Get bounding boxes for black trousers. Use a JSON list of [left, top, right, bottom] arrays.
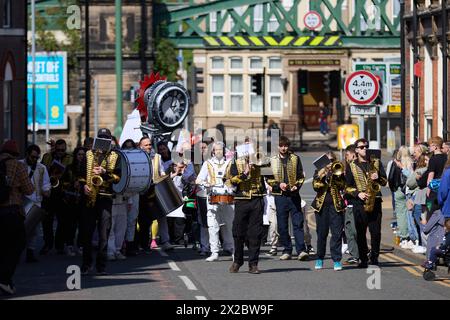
[[80, 196, 112, 271], [315, 204, 344, 261], [233, 197, 264, 267], [0, 206, 26, 285], [42, 195, 70, 251], [353, 198, 382, 263]]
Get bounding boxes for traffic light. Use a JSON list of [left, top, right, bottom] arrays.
[[195, 67, 204, 93], [298, 70, 308, 94], [323, 72, 330, 92], [251, 74, 263, 95], [374, 79, 383, 105]]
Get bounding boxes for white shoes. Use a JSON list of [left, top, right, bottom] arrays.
[[405, 240, 415, 249], [206, 253, 219, 262]]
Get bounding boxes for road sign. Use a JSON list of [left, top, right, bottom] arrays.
[[350, 105, 377, 116], [345, 70, 379, 105], [388, 104, 401, 113], [303, 11, 322, 30]]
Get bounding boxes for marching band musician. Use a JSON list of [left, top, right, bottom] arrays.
[[196, 142, 235, 262], [20, 144, 51, 263], [311, 151, 346, 271], [227, 141, 267, 274], [345, 138, 387, 268], [266, 136, 309, 261], [138, 136, 173, 252], [40, 139, 73, 255], [81, 128, 120, 275]]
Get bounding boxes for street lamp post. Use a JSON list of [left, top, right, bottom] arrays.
[[442, 0, 448, 141], [400, 0, 406, 145], [31, 0, 36, 144]]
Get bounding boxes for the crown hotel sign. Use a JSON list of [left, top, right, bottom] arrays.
[[288, 59, 340, 66]]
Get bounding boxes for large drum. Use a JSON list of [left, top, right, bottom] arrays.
[[154, 175, 183, 216], [113, 149, 153, 194]]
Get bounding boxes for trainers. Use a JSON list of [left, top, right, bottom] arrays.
[[0, 282, 15, 295], [161, 242, 174, 251], [206, 253, 219, 262], [333, 261, 343, 271], [306, 245, 315, 254], [115, 252, 127, 260], [399, 240, 408, 248], [343, 257, 359, 265], [390, 221, 398, 230], [298, 251, 309, 261], [405, 240, 415, 250], [315, 259, 323, 270], [279, 253, 291, 260], [266, 248, 278, 256], [150, 239, 158, 249]]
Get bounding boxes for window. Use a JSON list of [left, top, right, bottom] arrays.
[[211, 75, 224, 112], [269, 57, 282, 69], [393, 0, 400, 19], [230, 75, 243, 112], [3, 61, 13, 139], [269, 75, 282, 112], [253, 4, 263, 32], [3, 0, 11, 28], [209, 11, 217, 33], [250, 57, 263, 70], [230, 57, 243, 69], [211, 57, 224, 70]]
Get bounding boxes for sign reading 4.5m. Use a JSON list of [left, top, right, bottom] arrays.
[[345, 71, 379, 105]]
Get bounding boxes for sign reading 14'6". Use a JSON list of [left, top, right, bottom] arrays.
[[345, 71, 379, 105]]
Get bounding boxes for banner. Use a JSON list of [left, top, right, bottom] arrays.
[[27, 52, 68, 130]]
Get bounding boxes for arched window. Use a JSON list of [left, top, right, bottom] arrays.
[[3, 61, 13, 139]]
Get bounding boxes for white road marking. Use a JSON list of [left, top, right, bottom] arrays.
[[304, 177, 313, 184], [196, 296, 207, 300], [179, 275, 198, 291], [168, 260, 181, 271]]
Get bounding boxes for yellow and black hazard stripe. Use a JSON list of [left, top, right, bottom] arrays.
[[203, 35, 342, 47]]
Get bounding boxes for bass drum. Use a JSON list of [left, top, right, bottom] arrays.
[[113, 149, 153, 194], [153, 175, 183, 216]]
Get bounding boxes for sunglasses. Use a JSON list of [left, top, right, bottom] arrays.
[[357, 145, 368, 150]]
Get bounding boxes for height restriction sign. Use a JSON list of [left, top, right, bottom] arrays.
[[345, 71, 379, 105]]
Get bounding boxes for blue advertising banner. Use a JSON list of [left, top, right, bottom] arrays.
[[27, 52, 67, 130]]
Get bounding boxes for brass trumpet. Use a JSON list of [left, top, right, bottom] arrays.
[[331, 161, 344, 176]]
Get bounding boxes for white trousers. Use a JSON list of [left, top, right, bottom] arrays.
[[265, 195, 279, 248], [126, 194, 139, 242], [107, 202, 128, 256], [206, 202, 234, 254]]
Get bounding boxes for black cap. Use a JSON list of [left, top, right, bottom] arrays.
[[97, 128, 112, 139]]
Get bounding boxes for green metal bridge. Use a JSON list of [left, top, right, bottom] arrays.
[[154, 0, 401, 49]]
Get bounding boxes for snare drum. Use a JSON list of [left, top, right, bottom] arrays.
[[208, 194, 235, 205], [113, 149, 153, 194]]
